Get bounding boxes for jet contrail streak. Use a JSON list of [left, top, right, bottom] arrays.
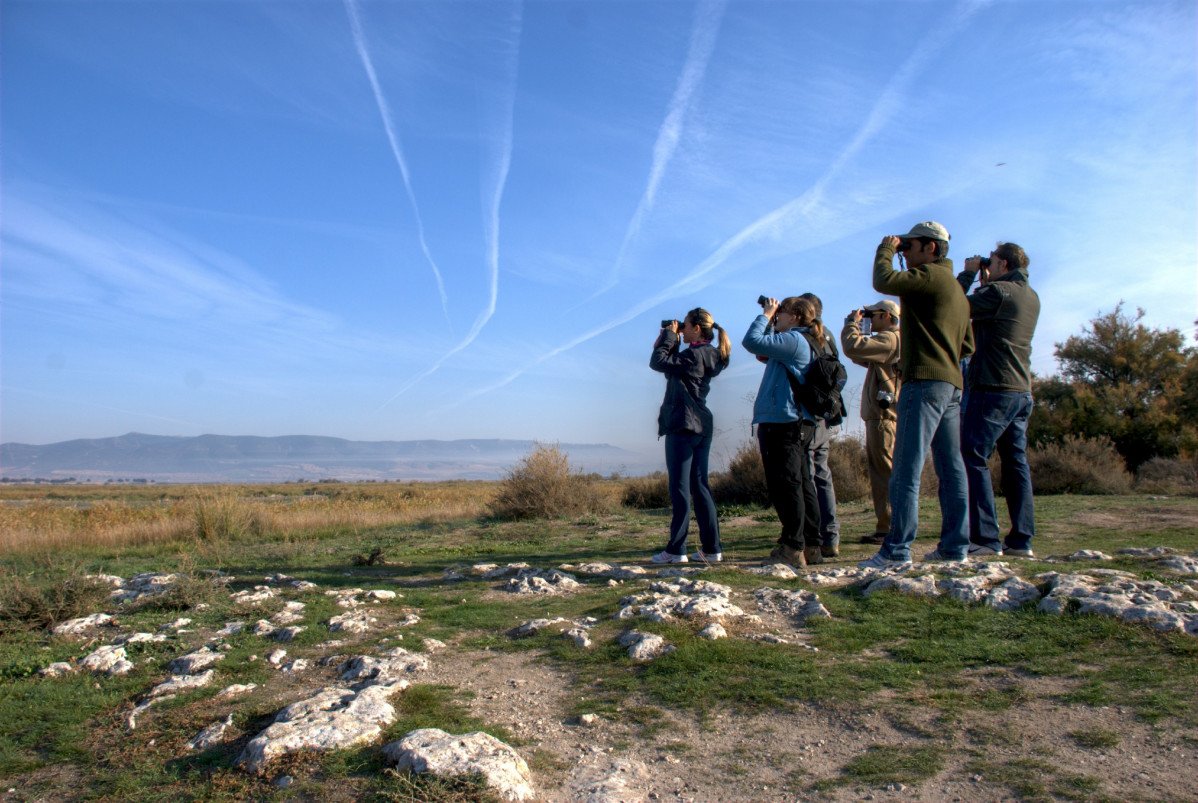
[[462, 1, 986, 401], [590, 0, 726, 300], [343, 0, 450, 320], [376, 1, 523, 411]]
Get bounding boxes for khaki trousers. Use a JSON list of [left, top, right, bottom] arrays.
[[865, 418, 896, 536]]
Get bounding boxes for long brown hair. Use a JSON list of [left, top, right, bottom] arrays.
[[780, 297, 824, 344], [685, 307, 731, 365]]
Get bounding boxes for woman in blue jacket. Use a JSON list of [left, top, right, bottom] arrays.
[[742, 296, 821, 571], [649, 307, 731, 564]]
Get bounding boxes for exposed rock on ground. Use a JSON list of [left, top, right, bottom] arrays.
[[383, 728, 535, 802]]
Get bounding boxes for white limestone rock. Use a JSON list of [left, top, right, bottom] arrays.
[[365, 590, 397, 601], [339, 649, 428, 683], [231, 586, 279, 605], [78, 644, 128, 674], [327, 610, 376, 634], [383, 728, 534, 802], [159, 617, 192, 630], [510, 618, 570, 638], [746, 564, 802, 579], [292, 580, 319, 592], [421, 638, 446, 652], [216, 683, 258, 698], [1162, 556, 1198, 574], [238, 681, 404, 773], [863, 574, 940, 598], [503, 568, 581, 595], [251, 620, 277, 637], [166, 646, 224, 675], [282, 659, 310, 673], [698, 623, 727, 640], [937, 576, 995, 604], [565, 628, 593, 648], [753, 588, 831, 624], [569, 562, 650, 581], [39, 661, 76, 678], [147, 668, 216, 699], [397, 613, 421, 627], [618, 630, 674, 662], [187, 714, 235, 751], [111, 573, 177, 603], [216, 621, 247, 636], [1063, 550, 1114, 562], [984, 577, 1041, 611], [1117, 547, 1177, 558], [616, 578, 745, 622], [52, 613, 114, 635]]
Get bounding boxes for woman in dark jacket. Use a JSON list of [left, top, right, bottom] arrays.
[[649, 307, 731, 563]]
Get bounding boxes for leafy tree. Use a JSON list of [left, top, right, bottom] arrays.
[[1029, 304, 1198, 473]]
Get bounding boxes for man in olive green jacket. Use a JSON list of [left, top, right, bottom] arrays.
[[957, 243, 1041, 558], [859, 221, 975, 568], [841, 300, 901, 544]]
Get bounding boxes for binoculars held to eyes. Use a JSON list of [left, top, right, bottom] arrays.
[[757, 295, 769, 307], [661, 320, 679, 329]]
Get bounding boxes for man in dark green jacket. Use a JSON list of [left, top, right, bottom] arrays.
[[859, 221, 974, 568], [957, 243, 1041, 558]]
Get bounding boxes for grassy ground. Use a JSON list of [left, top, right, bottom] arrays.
[[1, 486, 1196, 801]]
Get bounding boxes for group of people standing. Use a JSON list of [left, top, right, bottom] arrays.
[[648, 220, 1041, 571]]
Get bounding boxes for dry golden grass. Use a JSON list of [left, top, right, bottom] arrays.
[[0, 481, 499, 554]]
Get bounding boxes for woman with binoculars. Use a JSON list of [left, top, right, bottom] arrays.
[[649, 308, 731, 564]]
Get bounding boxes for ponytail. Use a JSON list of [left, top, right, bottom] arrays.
[[712, 323, 732, 365]]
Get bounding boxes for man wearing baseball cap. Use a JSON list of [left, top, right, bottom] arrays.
[[841, 299, 901, 544], [859, 221, 974, 568]]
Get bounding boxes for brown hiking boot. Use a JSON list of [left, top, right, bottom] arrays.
[[804, 546, 824, 565], [821, 545, 840, 559], [765, 544, 807, 572]]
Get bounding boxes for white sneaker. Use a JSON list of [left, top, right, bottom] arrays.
[[923, 549, 968, 563], [690, 550, 722, 563], [967, 545, 1002, 557], [651, 551, 688, 564], [857, 551, 910, 570]]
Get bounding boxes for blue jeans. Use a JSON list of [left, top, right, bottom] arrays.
[[664, 431, 720, 556], [961, 390, 1035, 552], [881, 380, 969, 561], [807, 420, 839, 547]]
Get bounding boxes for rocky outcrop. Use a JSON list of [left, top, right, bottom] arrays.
[[383, 728, 534, 802]]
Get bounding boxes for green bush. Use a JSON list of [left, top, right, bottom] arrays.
[[828, 434, 870, 502], [1134, 456, 1198, 495], [488, 443, 606, 520], [1028, 436, 1131, 495], [621, 472, 670, 509], [0, 569, 111, 635], [711, 441, 770, 506]]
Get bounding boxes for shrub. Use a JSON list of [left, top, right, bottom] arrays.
[[190, 488, 264, 541], [1028, 436, 1131, 495], [828, 434, 870, 502], [622, 472, 670, 509], [488, 443, 606, 520], [1134, 456, 1198, 495], [0, 568, 111, 635], [711, 441, 769, 506]]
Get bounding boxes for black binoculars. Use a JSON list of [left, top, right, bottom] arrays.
[[661, 319, 679, 329]]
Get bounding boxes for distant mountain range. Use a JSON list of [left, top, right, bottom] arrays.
[[0, 433, 658, 483]]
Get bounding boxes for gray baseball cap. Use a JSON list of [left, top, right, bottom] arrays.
[[901, 221, 950, 255], [864, 300, 901, 318]]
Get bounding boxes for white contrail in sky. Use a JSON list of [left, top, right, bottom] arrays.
[[376, 1, 523, 411], [343, 0, 449, 320], [463, 0, 986, 400], [589, 0, 726, 299]]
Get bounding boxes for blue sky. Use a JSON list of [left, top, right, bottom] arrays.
[[2, 0, 1195, 470]]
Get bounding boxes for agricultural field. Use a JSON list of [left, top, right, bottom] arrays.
[[1, 482, 1196, 802]]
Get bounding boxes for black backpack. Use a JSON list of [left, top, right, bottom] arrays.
[[785, 331, 847, 426]]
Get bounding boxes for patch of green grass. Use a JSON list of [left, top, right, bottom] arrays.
[[967, 757, 1105, 803], [834, 744, 944, 787], [1069, 727, 1119, 749], [384, 684, 510, 744], [375, 768, 505, 803]]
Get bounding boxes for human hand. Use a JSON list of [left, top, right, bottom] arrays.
[[964, 256, 982, 273], [882, 235, 901, 249], [761, 298, 780, 318], [848, 308, 864, 323]]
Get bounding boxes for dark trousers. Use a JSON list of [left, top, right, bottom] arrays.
[[757, 420, 819, 550], [664, 431, 721, 556]]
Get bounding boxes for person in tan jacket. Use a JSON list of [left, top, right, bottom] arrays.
[[840, 300, 901, 544]]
